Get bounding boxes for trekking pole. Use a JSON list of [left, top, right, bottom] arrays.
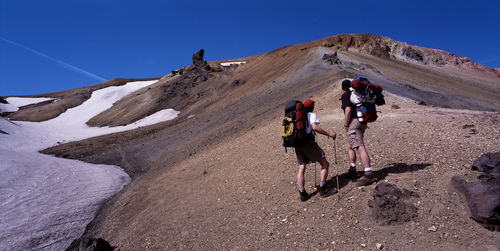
[[334, 138, 340, 200], [314, 162, 317, 188]]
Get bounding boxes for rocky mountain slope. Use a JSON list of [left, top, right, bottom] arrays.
[[79, 91, 499, 250], [3, 33, 500, 250]]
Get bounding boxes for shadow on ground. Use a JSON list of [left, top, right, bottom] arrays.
[[311, 162, 432, 198]]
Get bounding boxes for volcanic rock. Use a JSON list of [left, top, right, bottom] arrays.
[[322, 52, 342, 65], [161, 50, 217, 101], [368, 182, 419, 225], [452, 152, 500, 231], [231, 79, 246, 88], [0, 97, 7, 104], [430, 55, 446, 65], [65, 237, 114, 251], [192, 49, 208, 68], [472, 152, 500, 174], [402, 46, 424, 62]]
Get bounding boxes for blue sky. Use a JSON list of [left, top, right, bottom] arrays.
[[1, 0, 499, 96]]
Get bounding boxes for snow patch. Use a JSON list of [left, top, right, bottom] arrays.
[[220, 61, 246, 66], [6, 97, 55, 107], [132, 109, 180, 126], [0, 102, 19, 113], [0, 97, 55, 113], [0, 80, 180, 250]]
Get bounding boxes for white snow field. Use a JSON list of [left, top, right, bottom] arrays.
[[0, 97, 55, 113], [0, 80, 180, 250]]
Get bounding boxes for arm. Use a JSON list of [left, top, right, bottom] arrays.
[[344, 106, 352, 128], [311, 122, 336, 139]]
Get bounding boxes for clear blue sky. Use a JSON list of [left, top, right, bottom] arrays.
[[1, 0, 499, 96]]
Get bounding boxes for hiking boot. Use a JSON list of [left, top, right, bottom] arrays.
[[299, 190, 310, 202], [319, 185, 338, 198], [319, 185, 329, 197], [346, 168, 358, 179], [357, 172, 376, 186]]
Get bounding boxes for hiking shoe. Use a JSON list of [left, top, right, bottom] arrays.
[[346, 168, 358, 179], [319, 185, 329, 197], [357, 172, 376, 186], [319, 185, 338, 198], [299, 190, 310, 202]]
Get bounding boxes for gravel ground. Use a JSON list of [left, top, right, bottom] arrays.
[[90, 89, 500, 250], [23, 34, 499, 250]]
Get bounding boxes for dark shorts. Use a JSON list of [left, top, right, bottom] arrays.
[[345, 118, 367, 149], [295, 142, 325, 165]]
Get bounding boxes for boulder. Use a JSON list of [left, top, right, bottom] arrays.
[[65, 237, 114, 251], [231, 79, 246, 88], [430, 55, 446, 65], [368, 182, 419, 225], [402, 46, 424, 62], [472, 152, 500, 174], [452, 152, 500, 231], [322, 52, 342, 65], [192, 49, 207, 68]]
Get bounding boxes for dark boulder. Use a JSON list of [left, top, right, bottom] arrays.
[[472, 152, 500, 174], [161, 50, 219, 101], [452, 152, 500, 231], [231, 79, 246, 88], [192, 49, 207, 68], [322, 52, 342, 65], [368, 182, 419, 225], [402, 46, 424, 62], [0, 97, 7, 104], [65, 237, 114, 251], [430, 55, 446, 65]]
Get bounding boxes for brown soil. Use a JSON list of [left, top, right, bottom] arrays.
[[81, 87, 500, 250], [22, 33, 500, 250]]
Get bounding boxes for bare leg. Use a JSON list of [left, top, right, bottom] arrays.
[[347, 143, 356, 164], [357, 145, 371, 170], [318, 158, 329, 183], [356, 145, 376, 186], [297, 164, 306, 189]]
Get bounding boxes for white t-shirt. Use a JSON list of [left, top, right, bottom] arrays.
[[306, 112, 319, 134]]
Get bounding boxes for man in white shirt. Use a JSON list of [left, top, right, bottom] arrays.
[[295, 99, 337, 201]]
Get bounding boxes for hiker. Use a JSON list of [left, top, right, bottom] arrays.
[[341, 79, 376, 186], [295, 99, 336, 201]]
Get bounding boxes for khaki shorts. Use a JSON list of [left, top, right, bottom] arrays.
[[345, 118, 367, 149], [295, 142, 325, 165]]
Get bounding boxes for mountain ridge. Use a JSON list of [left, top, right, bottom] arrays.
[[2, 33, 500, 250], [3, 33, 499, 124]]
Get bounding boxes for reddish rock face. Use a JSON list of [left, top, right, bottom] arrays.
[[319, 33, 500, 78]]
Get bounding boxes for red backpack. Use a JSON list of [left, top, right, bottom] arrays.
[[281, 100, 315, 151], [350, 77, 385, 123]]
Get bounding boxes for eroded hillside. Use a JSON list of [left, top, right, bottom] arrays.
[[3, 33, 500, 250]]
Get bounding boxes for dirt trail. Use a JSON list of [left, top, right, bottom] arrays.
[[85, 85, 500, 250]]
